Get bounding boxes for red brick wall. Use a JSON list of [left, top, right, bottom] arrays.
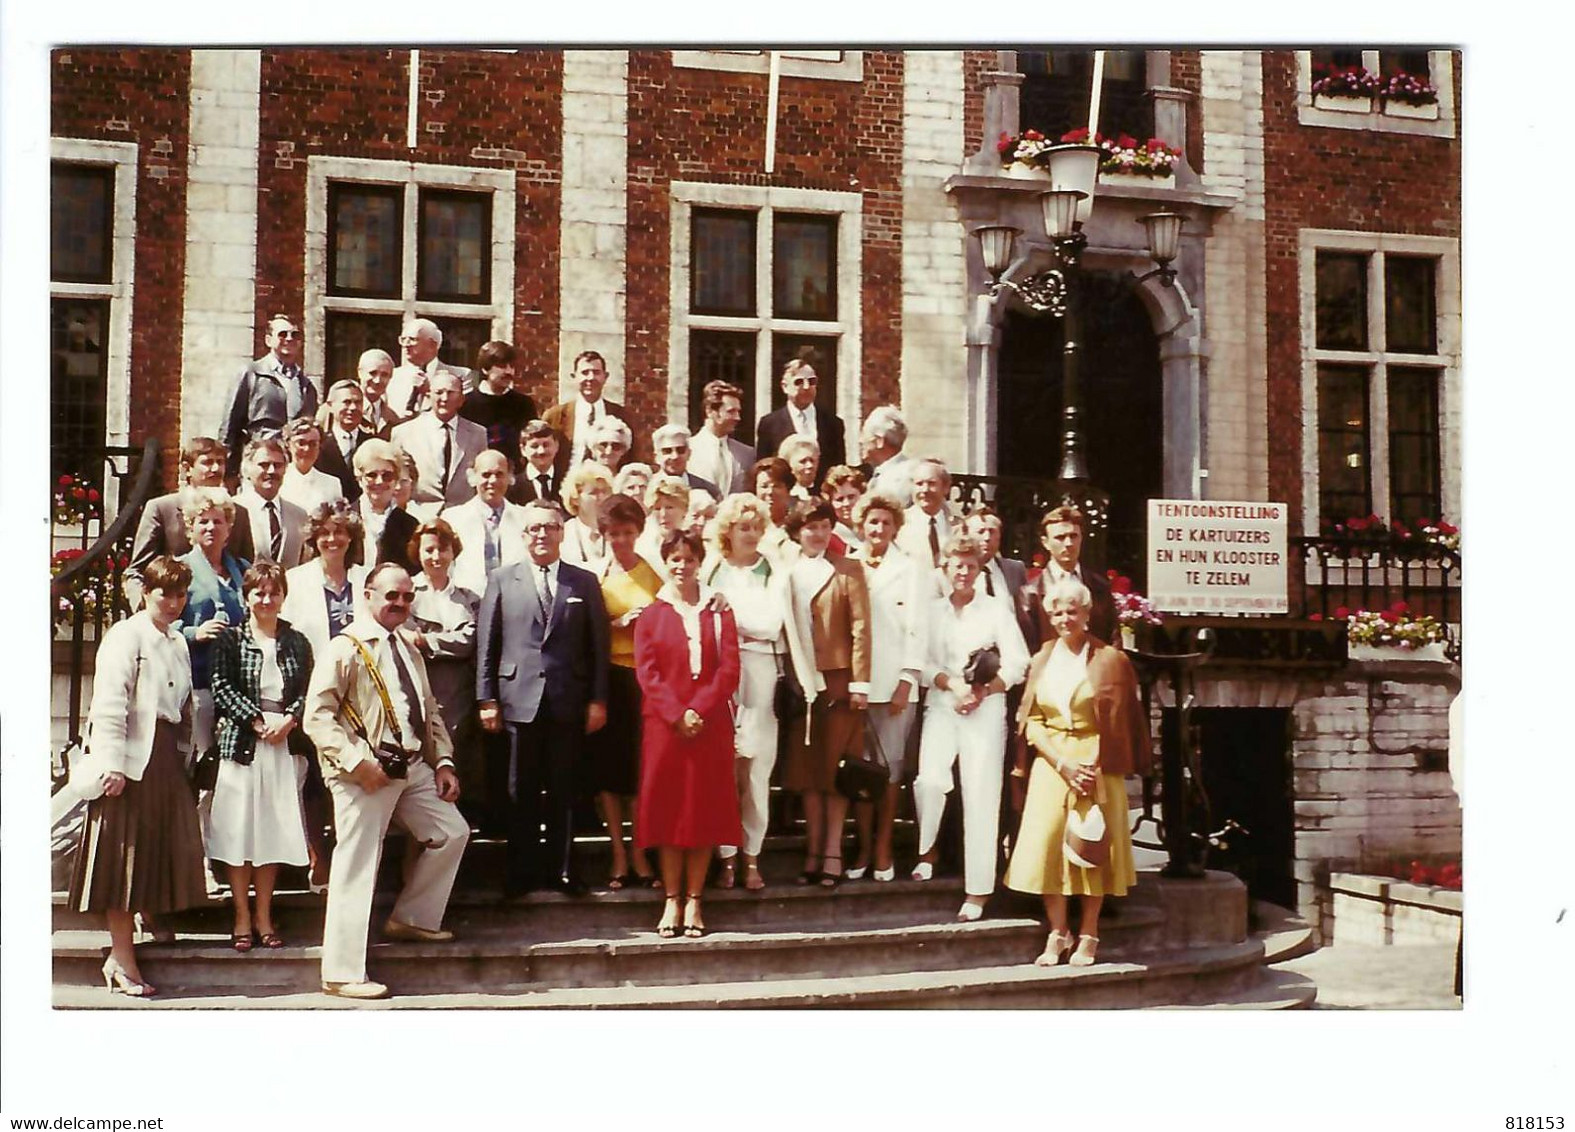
[[52, 48, 191, 491], [625, 51, 906, 443], [1260, 49, 1461, 531], [254, 49, 563, 404], [1170, 51, 1204, 174], [962, 50, 996, 159]]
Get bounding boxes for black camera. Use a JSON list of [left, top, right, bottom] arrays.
[[374, 744, 410, 779]]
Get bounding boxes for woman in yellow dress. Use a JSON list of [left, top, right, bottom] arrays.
[[1004, 575, 1152, 968]]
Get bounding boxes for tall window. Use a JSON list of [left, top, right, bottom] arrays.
[[1312, 245, 1450, 528], [50, 161, 117, 486], [306, 157, 515, 388], [675, 186, 858, 448], [1017, 50, 1150, 143]]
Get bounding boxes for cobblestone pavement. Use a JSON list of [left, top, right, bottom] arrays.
[[1275, 942, 1461, 1009]]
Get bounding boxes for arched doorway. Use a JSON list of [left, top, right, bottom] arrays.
[[996, 271, 1163, 581]]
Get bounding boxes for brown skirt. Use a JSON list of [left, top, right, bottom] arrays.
[[779, 669, 864, 794], [68, 720, 208, 915]]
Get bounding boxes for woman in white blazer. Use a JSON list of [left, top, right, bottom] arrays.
[[280, 500, 369, 889], [68, 556, 208, 996], [912, 533, 1030, 922], [845, 494, 925, 882]]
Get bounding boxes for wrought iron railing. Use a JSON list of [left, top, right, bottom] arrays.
[[51, 439, 161, 743], [1293, 534, 1461, 661]]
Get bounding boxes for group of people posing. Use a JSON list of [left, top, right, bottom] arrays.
[[67, 313, 1152, 1001]]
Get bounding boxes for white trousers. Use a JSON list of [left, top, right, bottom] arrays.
[[320, 759, 470, 984], [914, 692, 1006, 898], [721, 651, 779, 860]]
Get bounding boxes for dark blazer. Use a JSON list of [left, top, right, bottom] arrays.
[[220, 356, 320, 478], [129, 491, 255, 574], [507, 466, 563, 508], [314, 428, 376, 502], [210, 619, 314, 765], [754, 404, 847, 479], [373, 506, 421, 575], [1019, 565, 1120, 653], [542, 397, 628, 477], [476, 559, 610, 725], [683, 470, 720, 499]]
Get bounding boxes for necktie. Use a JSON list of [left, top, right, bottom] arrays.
[[386, 635, 425, 744], [538, 473, 552, 500], [581, 402, 597, 464], [267, 501, 282, 560], [537, 565, 553, 625], [441, 423, 453, 490], [484, 508, 501, 575], [984, 567, 996, 596], [928, 515, 940, 565], [405, 367, 428, 414]]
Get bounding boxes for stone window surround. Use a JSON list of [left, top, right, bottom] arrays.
[[51, 138, 137, 468], [667, 180, 863, 432], [670, 50, 863, 83], [1295, 50, 1456, 139], [1298, 229, 1461, 536], [303, 155, 516, 379]]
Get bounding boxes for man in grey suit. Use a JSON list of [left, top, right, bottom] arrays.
[[388, 371, 488, 521], [965, 508, 1028, 610], [651, 423, 720, 502], [219, 313, 320, 480], [125, 437, 253, 608], [476, 500, 610, 898], [233, 437, 308, 567]]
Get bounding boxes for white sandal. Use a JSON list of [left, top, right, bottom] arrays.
[[910, 862, 934, 882]]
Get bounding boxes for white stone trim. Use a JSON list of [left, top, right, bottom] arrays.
[[51, 137, 137, 466], [667, 181, 862, 432], [1298, 229, 1462, 532], [558, 50, 629, 400], [303, 154, 516, 378], [180, 48, 262, 446], [1295, 50, 1456, 139], [900, 50, 970, 473], [671, 50, 863, 83]]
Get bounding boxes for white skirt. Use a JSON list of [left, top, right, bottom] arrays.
[[733, 649, 780, 760], [201, 728, 310, 867]]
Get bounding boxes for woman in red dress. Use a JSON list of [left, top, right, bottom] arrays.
[[634, 530, 743, 938]]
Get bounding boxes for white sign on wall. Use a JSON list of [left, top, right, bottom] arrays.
[[1147, 500, 1289, 614]]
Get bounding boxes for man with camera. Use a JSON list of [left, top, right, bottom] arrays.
[[304, 562, 470, 1000]]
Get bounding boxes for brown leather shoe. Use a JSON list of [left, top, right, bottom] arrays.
[[322, 980, 390, 1000], [383, 919, 455, 943]]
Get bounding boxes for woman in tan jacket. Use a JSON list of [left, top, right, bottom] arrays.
[[780, 498, 871, 887], [1004, 575, 1152, 967]]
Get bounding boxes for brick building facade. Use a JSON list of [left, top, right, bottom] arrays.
[[49, 47, 1462, 927]]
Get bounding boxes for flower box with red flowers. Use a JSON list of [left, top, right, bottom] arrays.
[[1311, 63, 1381, 112], [1379, 70, 1440, 118], [1106, 569, 1162, 650], [53, 472, 103, 526], [1341, 601, 1449, 662]]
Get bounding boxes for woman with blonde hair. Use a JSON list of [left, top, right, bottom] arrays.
[[176, 486, 251, 753], [69, 556, 208, 995], [703, 492, 814, 890], [636, 474, 691, 575], [1004, 575, 1149, 967], [912, 534, 1029, 922], [560, 460, 614, 567]]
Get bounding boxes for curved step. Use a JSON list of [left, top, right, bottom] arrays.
[[53, 938, 1271, 1010]]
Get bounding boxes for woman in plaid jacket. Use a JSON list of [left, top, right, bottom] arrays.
[[206, 561, 315, 950]]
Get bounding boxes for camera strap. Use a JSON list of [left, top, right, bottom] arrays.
[[340, 633, 405, 750]]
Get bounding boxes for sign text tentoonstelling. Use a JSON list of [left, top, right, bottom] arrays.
[[1147, 500, 1289, 614]]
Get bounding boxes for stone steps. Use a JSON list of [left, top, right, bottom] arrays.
[[53, 938, 1273, 1010]]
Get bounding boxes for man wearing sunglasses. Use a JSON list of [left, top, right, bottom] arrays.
[[219, 313, 321, 480], [754, 351, 846, 488]]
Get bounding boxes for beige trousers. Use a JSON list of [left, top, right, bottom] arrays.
[[320, 759, 470, 985]]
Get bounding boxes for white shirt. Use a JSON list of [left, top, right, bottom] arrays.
[[922, 589, 1030, 703], [281, 466, 342, 514], [791, 403, 818, 441], [138, 613, 194, 722], [692, 428, 737, 493], [866, 450, 914, 507], [235, 486, 289, 559], [341, 618, 448, 764], [332, 428, 359, 462], [1043, 638, 1092, 720], [532, 558, 562, 605], [571, 396, 606, 468], [658, 582, 717, 677], [359, 497, 394, 563]]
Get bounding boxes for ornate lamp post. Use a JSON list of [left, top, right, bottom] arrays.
[[971, 146, 1187, 495]]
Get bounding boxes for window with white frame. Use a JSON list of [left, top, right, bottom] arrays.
[[304, 157, 514, 385], [1297, 48, 1456, 138], [50, 139, 137, 500], [1302, 232, 1460, 534], [670, 183, 861, 448]]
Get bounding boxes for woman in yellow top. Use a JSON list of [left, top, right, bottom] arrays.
[[590, 493, 665, 889], [1004, 575, 1151, 968]]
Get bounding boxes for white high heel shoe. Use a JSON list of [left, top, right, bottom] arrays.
[[102, 956, 155, 997], [872, 866, 895, 883], [955, 900, 985, 923], [910, 862, 934, 882], [1034, 930, 1075, 967], [1068, 934, 1100, 967]]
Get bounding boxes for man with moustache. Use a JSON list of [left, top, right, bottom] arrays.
[[219, 313, 320, 480]]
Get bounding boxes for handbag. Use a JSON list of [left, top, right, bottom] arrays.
[[1064, 772, 1110, 869], [835, 715, 891, 803], [960, 644, 1001, 688], [771, 638, 807, 725], [64, 735, 111, 802], [191, 746, 220, 792]]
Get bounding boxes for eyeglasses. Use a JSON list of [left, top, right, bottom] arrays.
[[397, 335, 422, 346], [524, 523, 563, 535], [360, 469, 397, 482], [379, 591, 416, 604], [271, 329, 303, 340], [788, 378, 817, 388]]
